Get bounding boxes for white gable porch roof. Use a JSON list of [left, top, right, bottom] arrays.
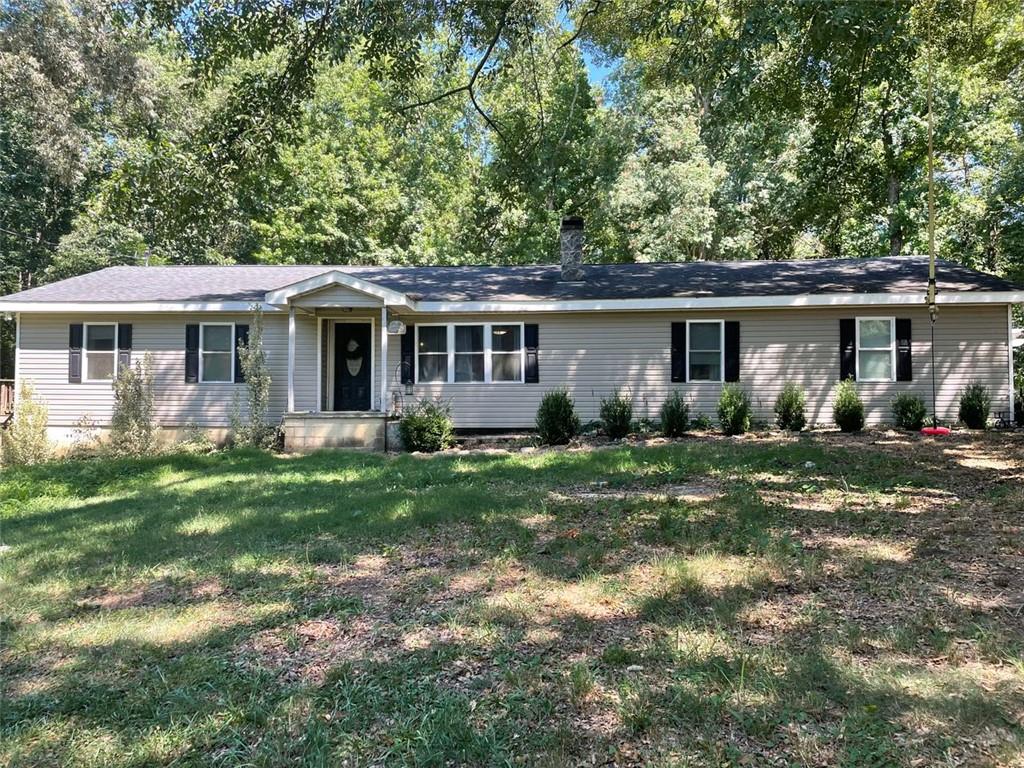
[[265, 270, 411, 308]]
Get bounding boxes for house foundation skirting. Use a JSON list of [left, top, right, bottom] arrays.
[[282, 412, 388, 452]]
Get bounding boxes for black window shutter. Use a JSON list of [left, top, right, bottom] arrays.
[[400, 324, 415, 384], [724, 321, 740, 382], [185, 324, 200, 383], [234, 324, 249, 383], [524, 324, 539, 383], [840, 318, 856, 381], [670, 322, 686, 382], [69, 323, 83, 384], [117, 324, 132, 374], [895, 318, 912, 382]]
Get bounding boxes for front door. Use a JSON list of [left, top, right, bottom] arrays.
[[334, 323, 372, 411]]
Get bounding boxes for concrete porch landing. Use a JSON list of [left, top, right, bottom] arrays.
[[282, 412, 388, 452]]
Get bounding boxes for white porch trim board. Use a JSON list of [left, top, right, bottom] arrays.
[[1010, 305, 1016, 424], [287, 305, 296, 413], [380, 306, 388, 414]]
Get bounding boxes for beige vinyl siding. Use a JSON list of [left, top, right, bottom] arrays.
[[292, 285, 383, 309], [387, 305, 1011, 428], [19, 313, 289, 426], [16, 304, 1010, 431]]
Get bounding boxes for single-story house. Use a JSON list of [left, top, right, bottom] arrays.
[[1, 219, 1020, 450]]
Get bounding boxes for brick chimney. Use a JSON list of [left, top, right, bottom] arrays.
[[559, 216, 584, 281]]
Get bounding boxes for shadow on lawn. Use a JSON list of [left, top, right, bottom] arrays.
[[4, 435, 1023, 764]]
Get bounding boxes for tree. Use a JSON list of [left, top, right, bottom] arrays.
[[610, 89, 723, 261]]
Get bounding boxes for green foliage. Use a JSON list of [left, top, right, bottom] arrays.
[[46, 217, 154, 281], [891, 393, 928, 431], [774, 382, 807, 432], [717, 385, 752, 436], [833, 379, 865, 433], [110, 354, 156, 457], [1, 380, 50, 466], [599, 391, 633, 440], [610, 88, 723, 261], [1016, 394, 1023, 428], [178, 422, 217, 454], [535, 389, 581, 446], [399, 399, 455, 452], [958, 383, 990, 429], [231, 307, 276, 449], [691, 413, 713, 430], [659, 391, 690, 437]]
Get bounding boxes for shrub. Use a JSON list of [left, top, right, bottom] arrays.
[[774, 382, 807, 431], [717, 384, 751, 436], [659, 391, 690, 437], [599, 391, 633, 440], [399, 399, 455, 452], [179, 421, 217, 454], [891, 393, 928, 431], [833, 378, 865, 433], [958, 383, 990, 429], [535, 389, 581, 445], [1016, 394, 1023, 427], [691, 413, 712, 430], [69, 414, 101, 456], [110, 354, 156, 456], [1, 381, 51, 466], [231, 307, 276, 449]]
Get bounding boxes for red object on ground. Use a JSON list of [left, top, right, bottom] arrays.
[[921, 426, 951, 436]]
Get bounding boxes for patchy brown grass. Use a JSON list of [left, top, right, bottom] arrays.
[[2, 432, 1022, 766]]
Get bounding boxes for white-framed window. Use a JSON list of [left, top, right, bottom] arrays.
[[84, 323, 117, 382], [687, 320, 724, 382], [454, 325, 485, 382], [416, 323, 525, 384], [417, 325, 449, 383], [490, 324, 523, 382], [200, 323, 234, 383], [856, 317, 895, 382]]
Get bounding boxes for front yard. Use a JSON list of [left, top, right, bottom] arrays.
[[1, 433, 1022, 766]]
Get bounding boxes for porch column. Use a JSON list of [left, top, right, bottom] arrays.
[[287, 304, 296, 413], [380, 306, 388, 413]]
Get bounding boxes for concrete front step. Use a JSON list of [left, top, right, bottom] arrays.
[[282, 412, 389, 452]]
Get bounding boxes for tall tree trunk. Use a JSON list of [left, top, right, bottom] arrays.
[[880, 85, 902, 257], [887, 171, 903, 257]]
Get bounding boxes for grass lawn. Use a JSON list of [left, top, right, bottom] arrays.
[[2, 432, 1023, 766]]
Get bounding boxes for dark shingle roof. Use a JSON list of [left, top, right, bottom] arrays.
[[0, 256, 1018, 304]]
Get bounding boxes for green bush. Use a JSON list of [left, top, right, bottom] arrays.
[[600, 391, 633, 440], [891, 393, 928, 431], [535, 389, 581, 445], [1016, 394, 1023, 427], [958, 383, 990, 429], [110, 354, 156, 457], [1, 380, 51, 466], [833, 379, 865, 433], [230, 307, 277, 449], [399, 399, 455, 452], [691, 413, 713, 430], [774, 382, 806, 431], [659, 391, 690, 437], [717, 384, 751, 436]]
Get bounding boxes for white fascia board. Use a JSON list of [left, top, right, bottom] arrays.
[[412, 291, 1024, 313], [3, 290, 1021, 315], [265, 270, 409, 306], [0, 301, 281, 313]]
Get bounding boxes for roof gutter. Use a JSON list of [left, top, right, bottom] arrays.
[[1, 291, 1022, 314]]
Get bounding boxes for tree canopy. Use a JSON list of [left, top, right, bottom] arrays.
[[1, 0, 1022, 301]]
